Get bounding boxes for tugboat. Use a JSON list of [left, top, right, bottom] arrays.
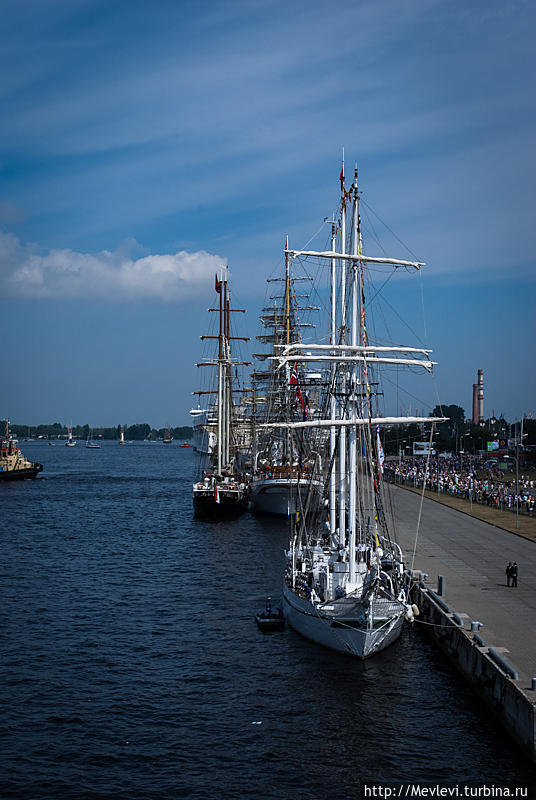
[[0, 419, 43, 481]]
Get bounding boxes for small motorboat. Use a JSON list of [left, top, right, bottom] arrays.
[[180, 442, 192, 448], [255, 597, 285, 632]]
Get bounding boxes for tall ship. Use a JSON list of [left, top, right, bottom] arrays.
[[0, 419, 43, 481], [250, 238, 324, 517], [192, 270, 251, 518], [269, 161, 446, 657]]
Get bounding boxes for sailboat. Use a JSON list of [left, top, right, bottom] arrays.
[[162, 425, 173, 444], [268, 162, 446, 658], [118, 426, 126, 445], [86, 429, 101, 449], [65, 422, 76, 447], [192, 269, 251, 518], [250, 239, 324, 516]]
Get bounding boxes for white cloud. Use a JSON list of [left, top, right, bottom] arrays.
[[0, 233, 226, 302]]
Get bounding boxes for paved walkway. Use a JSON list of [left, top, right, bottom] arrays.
[[387, 485, 536, 689]]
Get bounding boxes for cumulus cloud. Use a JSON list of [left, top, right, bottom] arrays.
[[0, 232, 227, 302]]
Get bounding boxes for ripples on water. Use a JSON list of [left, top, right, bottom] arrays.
[[1, 443, 534, 799]]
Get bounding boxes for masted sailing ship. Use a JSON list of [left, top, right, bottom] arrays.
[[250, 238, 324, 517], [267, 163, 446, 657], [192, 270, 251, 518], [0, 419, 43, 481]]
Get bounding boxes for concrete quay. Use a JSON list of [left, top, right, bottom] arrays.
[[388, 484, 536, 761]]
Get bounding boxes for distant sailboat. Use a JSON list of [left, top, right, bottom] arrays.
[[163, 425, 173, 444], [86, 429, 101, 449], [66, 422, 76, 447], [119, 426, 126, 445]]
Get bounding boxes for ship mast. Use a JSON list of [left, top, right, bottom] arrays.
[[338, 157, 347, 548], [217, 269, 224, 474], [348, 165, 359, 585], [329, 222, 337, 537], [285, 237, 291, 466]]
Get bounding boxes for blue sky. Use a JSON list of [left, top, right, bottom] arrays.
[[1, 0, 534, 427]]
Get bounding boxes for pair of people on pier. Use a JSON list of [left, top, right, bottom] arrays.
[[505, 562, 518, 587]]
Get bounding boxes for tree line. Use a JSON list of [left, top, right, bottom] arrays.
[[10, 423, 194, 441], [382, 405, 536, 456]]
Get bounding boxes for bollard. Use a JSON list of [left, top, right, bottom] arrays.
[[532, 678, 536, 692], [437, 575, 446, 596], [470, 621, 483, 632]]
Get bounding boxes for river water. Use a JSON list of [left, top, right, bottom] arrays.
[[1, 442, 534, 799]]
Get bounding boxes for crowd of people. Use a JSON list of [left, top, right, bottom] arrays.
[[384, 457, 536, 517]]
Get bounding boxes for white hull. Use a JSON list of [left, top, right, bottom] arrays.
[[251, 477, 323, 517], [192, 425, 216, 455], [282, 583, 405, 658]]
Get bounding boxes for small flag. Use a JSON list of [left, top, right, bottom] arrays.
[[215, 274, 222, 293], [214, 483, 220, 504], [339, 165, 344, 184], [376, 425, 384, 474], [289, 363, 299, 386]]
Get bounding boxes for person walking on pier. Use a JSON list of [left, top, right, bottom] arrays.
[[511, 562, 518, 587], [505, 562, 513, 586]]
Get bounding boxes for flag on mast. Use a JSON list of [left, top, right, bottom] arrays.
[[376, 425, 384, 474]]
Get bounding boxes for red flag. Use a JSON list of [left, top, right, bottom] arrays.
[[215, 273, 222, 293], [339, 165, 344, 184], [289, 363, 299, 386]]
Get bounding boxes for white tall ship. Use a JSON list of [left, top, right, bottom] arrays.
[[269, 162, 446, 658]]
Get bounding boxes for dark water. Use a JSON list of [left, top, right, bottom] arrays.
[[1, 442, 534, 799]]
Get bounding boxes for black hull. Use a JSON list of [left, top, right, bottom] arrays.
[[0, 463, 43, 482], [193, 494, 248, 520]]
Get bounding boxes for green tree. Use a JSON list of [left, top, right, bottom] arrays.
[[126, 423, 151, 440]]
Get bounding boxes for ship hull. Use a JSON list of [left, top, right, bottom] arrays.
[[282, 583, 405, 658], [193, 489, 248, 519], [0, 463, 43, 482], [250, 478, 323, 517]]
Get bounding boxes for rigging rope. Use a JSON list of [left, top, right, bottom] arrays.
[[410, 423, 435, 573]]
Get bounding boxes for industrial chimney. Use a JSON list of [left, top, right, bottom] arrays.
[[472, 369, 484, 425], [472, 382, 479, 424], [478, 369, 484, 424]]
